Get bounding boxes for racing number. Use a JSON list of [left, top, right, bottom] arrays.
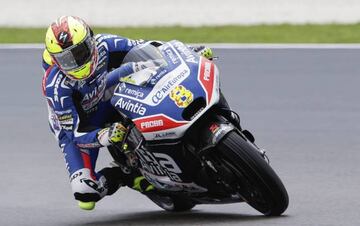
[[169, 85, 193, 108], [153, 153, 182, 174]]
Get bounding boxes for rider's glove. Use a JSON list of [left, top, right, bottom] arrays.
[[97, 122, 127, 146], [192, 46, 214, 60], [109, 122, 127, 143]]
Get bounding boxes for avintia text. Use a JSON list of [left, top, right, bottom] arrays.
[[115, 97, 147, 115]]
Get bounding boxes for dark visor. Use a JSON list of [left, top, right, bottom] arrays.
[[52, 34, 94, 71]]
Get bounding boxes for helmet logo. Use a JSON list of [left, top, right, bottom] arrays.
[[51, 16, 73, 48], [58, 31, 70, 44]]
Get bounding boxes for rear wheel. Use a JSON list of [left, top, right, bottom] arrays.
[[146, 193, 196, 212], [216, 131, 289, 216]]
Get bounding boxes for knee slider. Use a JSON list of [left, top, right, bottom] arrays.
[[74, 192, 101, 202]]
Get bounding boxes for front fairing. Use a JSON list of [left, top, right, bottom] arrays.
[[111, 41, 220, 141]]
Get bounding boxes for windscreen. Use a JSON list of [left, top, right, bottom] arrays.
[[123, 43, 166, 65], [121, 43, 168, 86]]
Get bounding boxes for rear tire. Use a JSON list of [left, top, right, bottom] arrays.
[[146, 193, 196, 212], [217, 131, 289, 216]]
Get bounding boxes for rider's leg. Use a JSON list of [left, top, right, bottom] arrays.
[[61, 140, 124, 210]]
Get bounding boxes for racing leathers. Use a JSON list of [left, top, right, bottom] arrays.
[[42, 34, 147, 202], [42, 34, 214, 204]]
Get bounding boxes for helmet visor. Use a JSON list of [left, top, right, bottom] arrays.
[[52, 34, 94, 71]]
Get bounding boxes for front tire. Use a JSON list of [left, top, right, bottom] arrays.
[[217, 131, 289, 216]]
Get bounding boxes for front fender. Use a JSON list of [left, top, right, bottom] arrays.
[[196, 115, 236, 154]]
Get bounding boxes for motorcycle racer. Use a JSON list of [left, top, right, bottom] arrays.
[[42, 16, 214, 210]]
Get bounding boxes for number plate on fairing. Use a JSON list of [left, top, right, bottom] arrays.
[[136, 148, 207, 193]]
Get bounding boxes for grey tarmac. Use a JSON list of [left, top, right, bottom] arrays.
[[0, 48, 359, 226]]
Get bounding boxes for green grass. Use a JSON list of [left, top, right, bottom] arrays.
[[1, 24, 360, 43]]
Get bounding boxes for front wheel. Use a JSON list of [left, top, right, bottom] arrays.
[[216, 131, 289, 216]]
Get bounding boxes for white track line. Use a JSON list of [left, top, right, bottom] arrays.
[[2, 43, 360, 49], [0, 44, 43, 49], [196, 43, 360, 49]]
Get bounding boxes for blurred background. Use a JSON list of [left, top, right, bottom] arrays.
[[1, 1, 360, 226], [2, 0, 360, 43]]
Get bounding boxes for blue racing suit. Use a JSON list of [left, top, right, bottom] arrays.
[[42, 34, 142, 202]]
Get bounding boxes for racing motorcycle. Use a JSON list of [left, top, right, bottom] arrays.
[[108, 40, 289, 216]]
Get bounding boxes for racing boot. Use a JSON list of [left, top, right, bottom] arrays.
[[132, 176, 155, 193], [99, 166, 125, 196], [77, 166, 125, 211]]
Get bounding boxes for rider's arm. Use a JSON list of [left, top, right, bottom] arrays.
[[95, 34, 145, 71], [44, 70, 108, 148], [106, 61, 162, 87], [46, 94, 103, 148]]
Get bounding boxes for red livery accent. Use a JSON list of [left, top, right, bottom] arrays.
[[42, 65, 54, 96], [134, 115, 187, 133], [198, 58, 215, 103], [51, 16, 73, 47], [81, 152, 96, 180], [209, 123, 220, 133]]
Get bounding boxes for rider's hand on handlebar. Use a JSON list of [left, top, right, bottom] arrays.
[[192, 46, 214, 60], [108, 122, 127, 143], [97, 122, 127, 146]]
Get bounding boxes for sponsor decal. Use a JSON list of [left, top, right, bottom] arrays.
[[190, 107, 205, 120], [58, 113, 74, 126], [58, 114, 72, 121], [65, 79, 76, 87], [169, 85, 193, 108], [154, 132, 176, 139], [137, 149, 182, 183], [127, 39, 144, 46], [50, 114, 61, 131], [58, 31, 69, 44], [96, 34, 117, 43], [99, 49, 106, 58], [209, 123, 220, 134], [114, 97, 147, 116], [140, 119, 163, 130], [173, 41, 197, 64], [149, 69, 168, 85], [117, 82, 126, 92], [152, 68, 189, 104], [55, 112, 73, 130], [77, 142, 100, 149], [198, 58, 215, 103], [124, 87, 145, 99], [80, 178, 105, 193], [82, 77, 105, 111], [165, 48, 179, 64], [204, 62, 211, 81], [70, 171, 82, 183], [134, 114, 187, 133], [97, 128, 108, 141], [211, 124, 234, 144], [54, 109, 72, 114], [61, 125, 73, 131], [77, 80, 86, 89], [54, 74, 63, 102]]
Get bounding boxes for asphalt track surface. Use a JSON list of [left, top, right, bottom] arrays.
[[0, 47, 359, 226]]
